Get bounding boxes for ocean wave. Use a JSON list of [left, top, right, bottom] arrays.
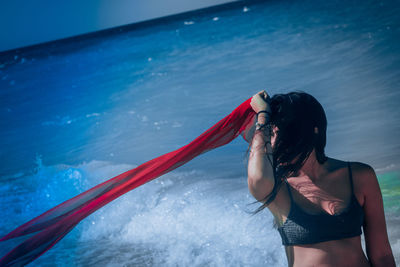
[[0, 159, 286, 266]]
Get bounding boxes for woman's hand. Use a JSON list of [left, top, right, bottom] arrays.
[[250, 90, 271, 114]]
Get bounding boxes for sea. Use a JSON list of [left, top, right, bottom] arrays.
[[0, 0, 399, 265]]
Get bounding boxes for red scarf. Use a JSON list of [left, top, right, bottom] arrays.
[[0, 98, 255, 266]]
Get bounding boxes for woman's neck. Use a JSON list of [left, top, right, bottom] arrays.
[[299, 149, 327, 180]]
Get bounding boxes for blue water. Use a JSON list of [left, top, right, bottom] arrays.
[[1, 0, 399, 265]]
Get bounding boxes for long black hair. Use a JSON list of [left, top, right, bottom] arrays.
[[250, 91, 328, 214]]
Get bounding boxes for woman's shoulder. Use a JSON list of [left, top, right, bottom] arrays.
[[348, 160, 374, 172], [326, 158, 378, 194], [326, 157, 375, 176], [348, 161, 377, 184], [346, 161, 379, 204]]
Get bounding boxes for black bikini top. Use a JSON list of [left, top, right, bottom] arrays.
[[277, 162, 364, 246]]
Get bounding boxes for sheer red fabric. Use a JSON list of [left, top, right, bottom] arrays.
[[0, 98, 256, 266]]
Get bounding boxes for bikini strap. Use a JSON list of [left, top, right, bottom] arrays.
[[347, 162, 354, 193], [285, 179, 294, 201]]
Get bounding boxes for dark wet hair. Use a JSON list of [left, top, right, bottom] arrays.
[[250, 91, 328, 214]]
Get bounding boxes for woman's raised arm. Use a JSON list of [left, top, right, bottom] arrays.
[[247, 91, 275, 201]]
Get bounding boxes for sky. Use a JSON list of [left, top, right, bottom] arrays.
[[0, 0, 234, 53]]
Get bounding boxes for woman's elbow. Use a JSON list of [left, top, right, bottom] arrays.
[[247, 175, 274, 201]]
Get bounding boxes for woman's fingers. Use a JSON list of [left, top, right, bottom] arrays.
[[257, 90, 266, 97], [255, 90, 269, 101], [250, 90, 269, 112]]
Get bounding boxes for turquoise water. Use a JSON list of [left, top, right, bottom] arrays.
[[379, 172, 400, 213], [1, 0, 399, 265]]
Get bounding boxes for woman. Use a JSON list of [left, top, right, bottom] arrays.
[[247, 91, 395, 266]]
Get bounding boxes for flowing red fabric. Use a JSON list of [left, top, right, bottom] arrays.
[[0, 98, 256, 266]]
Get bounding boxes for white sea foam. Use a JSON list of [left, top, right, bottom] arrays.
[[0, 159, 286, 266], [2, 155, 400, 265], [78, 166, 286, 266], [375, 164, 397, 173], [85, 113, 101, 118], [41, 115, 76, 126], [172, 121, 183, 128]]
